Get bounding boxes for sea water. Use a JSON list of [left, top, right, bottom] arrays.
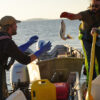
[[6, 18, 83, 90]]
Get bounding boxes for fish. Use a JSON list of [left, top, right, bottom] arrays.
[[60, 20, 73, 40]]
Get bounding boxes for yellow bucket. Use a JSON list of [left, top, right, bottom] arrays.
[[31, 79, 56, 100]]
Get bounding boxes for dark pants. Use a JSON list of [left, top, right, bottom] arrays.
[[83, 39, 100, 79], [0, 65, 8, 100]]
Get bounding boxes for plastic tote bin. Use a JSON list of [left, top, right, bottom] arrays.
[[31, 79, 56, 100]]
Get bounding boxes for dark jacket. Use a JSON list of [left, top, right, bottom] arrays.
[[0, 32, 31, 69], [79, 10, 100, 41]]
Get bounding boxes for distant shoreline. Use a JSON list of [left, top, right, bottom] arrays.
[[23, 18, 62, 21]]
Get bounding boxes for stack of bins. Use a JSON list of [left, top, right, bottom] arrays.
[[31, 79, 56, 100], [54, 82, 69, 100]]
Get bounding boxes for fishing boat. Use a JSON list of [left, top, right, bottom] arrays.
[[6, 44, 85, 100]]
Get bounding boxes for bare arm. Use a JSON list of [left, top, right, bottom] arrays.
[[60, 12, 82, 20], [30, 54, 37, 62]]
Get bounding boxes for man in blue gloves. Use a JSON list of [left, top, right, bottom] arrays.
[[0, 15, 52, 100]]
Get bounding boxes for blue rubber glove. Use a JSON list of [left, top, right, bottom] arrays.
[[38, 40, 45, 49], [34, 41, 52, 57], [19, 35, 38, 52]]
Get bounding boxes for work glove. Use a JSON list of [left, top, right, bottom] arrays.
[[34, 41, 52, 57], [38, 40, 45, 49], [60, 12, 68, 18], [60, 12, 74, 19], [19, 35, 38, 52]]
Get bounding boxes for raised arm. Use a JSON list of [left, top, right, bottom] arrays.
[[60, 12, 82, 20]]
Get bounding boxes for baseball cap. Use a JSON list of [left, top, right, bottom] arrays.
[[0, 16, 20, 27]]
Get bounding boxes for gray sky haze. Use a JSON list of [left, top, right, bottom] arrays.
[[0, 0, 90, 20]]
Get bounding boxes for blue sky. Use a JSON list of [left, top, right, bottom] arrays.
[[0, 0, 90, 20]]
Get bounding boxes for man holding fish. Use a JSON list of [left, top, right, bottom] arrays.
[[60, 0, 100, 80]]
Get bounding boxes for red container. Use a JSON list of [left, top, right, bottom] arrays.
[[54, 82, 69, 100]]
